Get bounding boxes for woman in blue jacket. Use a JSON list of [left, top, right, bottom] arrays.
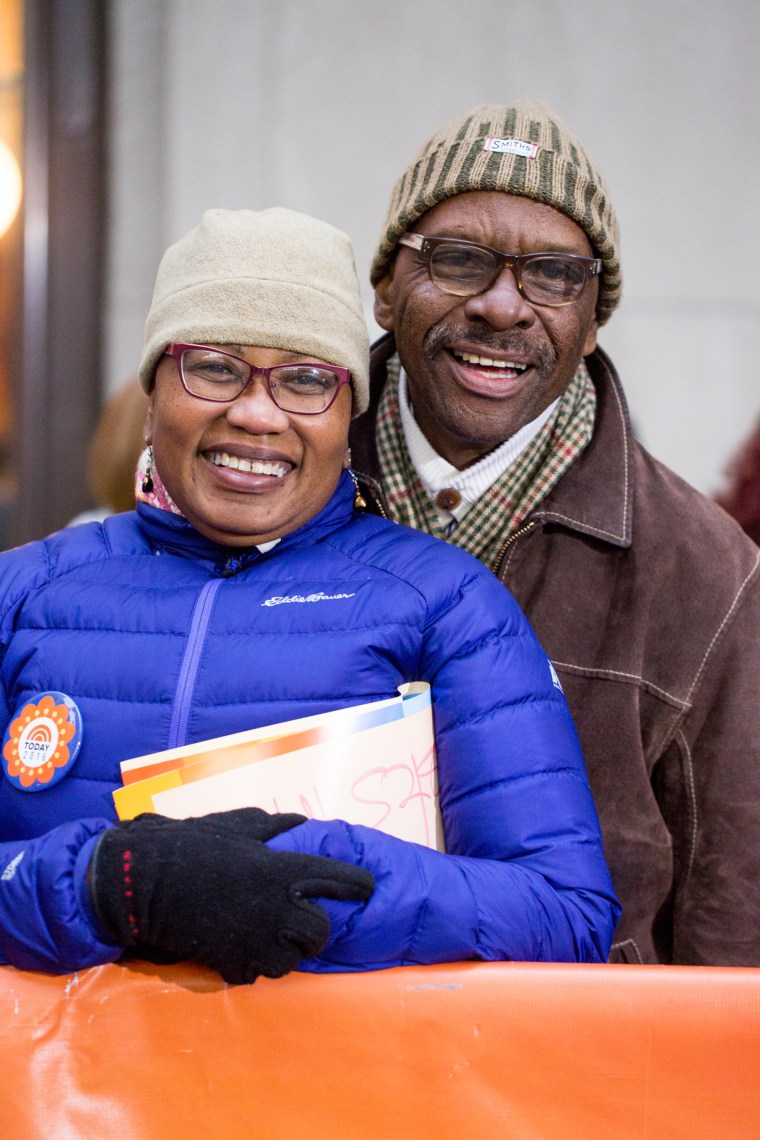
[[0, 208, 619, 984]]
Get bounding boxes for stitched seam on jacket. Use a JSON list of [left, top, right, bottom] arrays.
[[444, 625, 532, 664], [407, 844, 433, 963], [443, 765, 589, 808], [608, 370, 630, 539], [324, 534, 525, 674], [74, 692, 401, 710], [436, 858, 484, 961], [52, 773, 124, 786], [610, 938, 644, 964], [0, 545, 56, 625], [677, 727, 699, 892], [552, 661, 688, 709], [683, 551, 760, 705], [539, 511, 626, 542], [322, 534, 434, 603], [0, 542, 166, 628], [15, 618, 420, 637], [443, 696, 576, 738], [465, 861, 487, 960], [322, 533, 472, 621], [42, 538, 151, 584]]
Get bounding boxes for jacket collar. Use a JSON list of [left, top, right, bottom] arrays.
[[534, 347, 633, 548], [136, 468, 357, 568], [350, 334, 633, 550]]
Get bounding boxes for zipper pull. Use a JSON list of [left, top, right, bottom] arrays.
[[222, 555, 244, 577]]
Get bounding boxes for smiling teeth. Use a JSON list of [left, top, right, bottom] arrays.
[[210, 452, 288, 477], [456, 351, 527, 371]]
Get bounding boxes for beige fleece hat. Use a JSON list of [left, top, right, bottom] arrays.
[[139, 207, 370, 415], [371, 101, 621, 324]]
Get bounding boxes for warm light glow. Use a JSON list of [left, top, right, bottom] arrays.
[[0, 137, 22, 239]]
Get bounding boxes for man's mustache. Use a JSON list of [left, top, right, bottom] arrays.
[[424, 323, 556, 372]]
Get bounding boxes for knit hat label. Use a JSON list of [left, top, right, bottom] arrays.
[[484, 136, 539, 159]]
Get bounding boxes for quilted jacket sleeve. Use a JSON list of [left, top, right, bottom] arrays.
[[269, 543, 620, 967], [0, 821, 123, 972], [0, 539, 123, 973]]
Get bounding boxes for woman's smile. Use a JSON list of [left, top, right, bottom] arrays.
[[204, 439, 295, 484], [207, 451, 291, 478]]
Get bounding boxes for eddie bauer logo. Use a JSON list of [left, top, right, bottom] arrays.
[[261, 591, 356, 607]]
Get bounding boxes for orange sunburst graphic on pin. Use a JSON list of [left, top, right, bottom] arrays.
[[3, 695, 77, 788]]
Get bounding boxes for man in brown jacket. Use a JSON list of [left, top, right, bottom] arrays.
[[350, 100, 760, 966]]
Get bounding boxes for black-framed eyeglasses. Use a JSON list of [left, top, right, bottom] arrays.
[[164, 343, 352, 415], [397, 233, 602, 307]]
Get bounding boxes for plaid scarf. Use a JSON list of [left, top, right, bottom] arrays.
[[376, 355, 596, 569]]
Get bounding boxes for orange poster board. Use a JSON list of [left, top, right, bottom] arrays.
[[1, 959, 759, 1138]]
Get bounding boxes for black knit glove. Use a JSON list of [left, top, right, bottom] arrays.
[[88, 809, 375, 985]]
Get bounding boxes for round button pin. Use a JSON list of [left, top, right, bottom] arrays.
[[2, 691, 84, 792]]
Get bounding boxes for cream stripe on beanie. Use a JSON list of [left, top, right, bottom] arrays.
[[371, 101, 621, 325], [139, 207, 371, 415]]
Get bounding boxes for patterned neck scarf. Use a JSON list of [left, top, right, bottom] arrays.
[[376, 355, 596, 570]]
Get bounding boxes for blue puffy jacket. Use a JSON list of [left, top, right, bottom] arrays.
[[0, 472, 619, 973]]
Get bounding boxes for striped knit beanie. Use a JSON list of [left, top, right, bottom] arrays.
[[371, 101, 621, 324], [140, 207, 371, 415]]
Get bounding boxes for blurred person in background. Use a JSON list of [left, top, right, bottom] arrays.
[[69, 377, 149, 526], [715, 415, 760, 546]]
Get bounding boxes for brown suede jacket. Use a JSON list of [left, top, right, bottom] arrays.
[[350, 334, 760, 965]]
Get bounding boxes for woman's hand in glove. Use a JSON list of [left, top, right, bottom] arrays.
[[87, 808, 375, 985]]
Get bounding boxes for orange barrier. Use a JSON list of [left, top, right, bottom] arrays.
[[1, 959, 759, 1138]]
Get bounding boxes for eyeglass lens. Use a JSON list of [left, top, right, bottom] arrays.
[[427, 242, 591, 305], [180, 348, 341, 413]]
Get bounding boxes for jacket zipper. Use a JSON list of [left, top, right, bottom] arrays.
[[355, 472, 389, 519], [167, 578, 223, 749], [372, 496, 389, 520], [492, 520, 537, 580]]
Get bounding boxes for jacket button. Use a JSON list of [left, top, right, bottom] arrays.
[[435, 488, 462, 512]]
